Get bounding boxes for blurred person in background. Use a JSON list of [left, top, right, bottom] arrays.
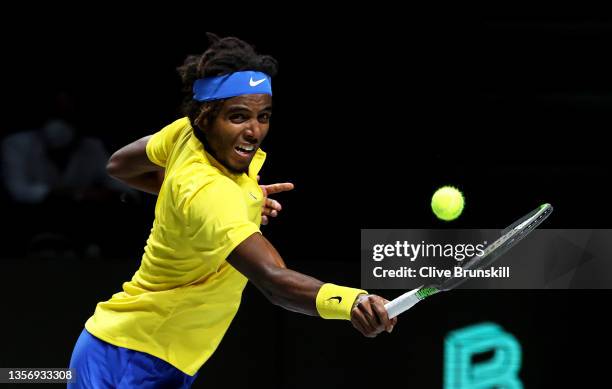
[[1, 114, 137, 259], [2, 118, 123, 204]]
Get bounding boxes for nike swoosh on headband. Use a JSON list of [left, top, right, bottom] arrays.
[[249, 77, 266, 87]]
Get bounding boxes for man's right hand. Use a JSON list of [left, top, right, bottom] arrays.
[[350, 294, 397, 337]]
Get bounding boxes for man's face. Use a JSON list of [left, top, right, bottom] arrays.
[[201, 94, 272, 174]]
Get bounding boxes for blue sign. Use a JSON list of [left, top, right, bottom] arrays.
[[444, 322, 522, 389]]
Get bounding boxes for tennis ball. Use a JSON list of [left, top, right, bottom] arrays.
[[431, 186, 464, 221]]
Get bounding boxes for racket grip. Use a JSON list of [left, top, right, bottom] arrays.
[[384, 288, 422, 319]]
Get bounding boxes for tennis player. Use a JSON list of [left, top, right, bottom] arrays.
[[68, 33, 397, 388]]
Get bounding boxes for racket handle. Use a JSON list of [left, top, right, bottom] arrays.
[[384, 287, 422, 319]]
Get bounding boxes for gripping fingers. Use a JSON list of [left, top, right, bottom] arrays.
[[358, 296, 389, 336], [360, 296, 389, 334], [371, 297, 393, 333], [351, 308, 376, 338]]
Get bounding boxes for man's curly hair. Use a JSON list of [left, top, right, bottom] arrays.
[[176, 33, 278, 130]]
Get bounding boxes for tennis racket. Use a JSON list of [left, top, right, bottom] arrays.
[[385, 203, 553, 319]]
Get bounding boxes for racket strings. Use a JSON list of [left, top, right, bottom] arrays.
[[436, 204, 553, 290]]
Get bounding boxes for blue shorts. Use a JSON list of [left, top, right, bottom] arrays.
[[68, 329, 199, 388]]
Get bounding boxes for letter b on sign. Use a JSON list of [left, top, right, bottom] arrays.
[[444, 322, 522, 389]]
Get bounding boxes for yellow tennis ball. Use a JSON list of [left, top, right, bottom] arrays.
[[431, 186, 464, 221]]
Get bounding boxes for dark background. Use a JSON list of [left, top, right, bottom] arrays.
[[1, 10, 611, 388]]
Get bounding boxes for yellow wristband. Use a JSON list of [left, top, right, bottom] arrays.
[[316, 283, 368, 320]]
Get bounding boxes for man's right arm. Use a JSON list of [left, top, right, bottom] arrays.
[[227, 232, 397, 337], [106, 136, 165, 195]]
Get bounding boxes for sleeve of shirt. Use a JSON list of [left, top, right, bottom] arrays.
[[185, 176, 261, 264], [145, 118, 187, 167]]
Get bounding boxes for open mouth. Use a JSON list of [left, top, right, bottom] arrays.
[[234, 144, 256, 158]]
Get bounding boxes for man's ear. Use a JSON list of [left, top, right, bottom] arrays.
[[194, 105, 209, 131]]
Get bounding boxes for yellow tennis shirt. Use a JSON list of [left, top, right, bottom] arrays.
[[85, 117, 265, 375]]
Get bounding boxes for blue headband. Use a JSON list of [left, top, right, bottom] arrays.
[[192, 71, 272, 102]]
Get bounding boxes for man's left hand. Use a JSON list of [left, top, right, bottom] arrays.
[[258, 176, 294, 225]]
